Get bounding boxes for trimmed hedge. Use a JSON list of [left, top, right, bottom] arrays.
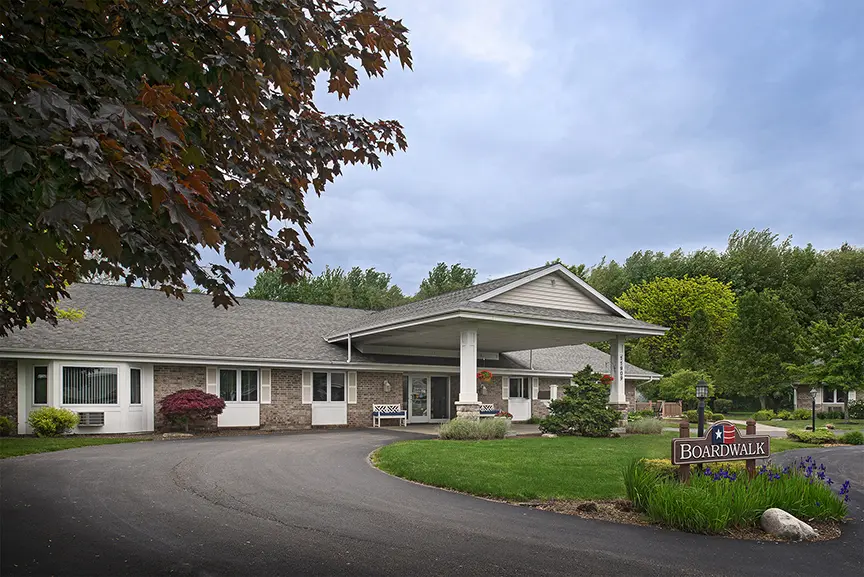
[[786, 429, 837, 444], [438, 418, 510, 440], [27, 407, 79, 437]]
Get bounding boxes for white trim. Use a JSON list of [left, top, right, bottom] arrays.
[[310, 370, 348, 403], [353, 343, 500, 360], [129, 366, 143, 406], [327, 310, 665, 343], [469, 264, 634, 319], [260, 368, 272, 404]]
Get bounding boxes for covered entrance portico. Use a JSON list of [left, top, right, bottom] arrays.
[[327, 265, 668, 419]]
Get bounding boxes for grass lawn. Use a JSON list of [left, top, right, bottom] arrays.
[[0, 436, 150, 459], [373, 434, 806, 502], [756, 419, 864, 432]]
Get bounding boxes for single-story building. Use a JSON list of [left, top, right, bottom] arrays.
[[793, 385, 857, 412], [0, 264, 666, 434]]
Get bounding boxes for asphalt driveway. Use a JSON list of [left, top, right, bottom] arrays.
[[1, 430, 862, 577]]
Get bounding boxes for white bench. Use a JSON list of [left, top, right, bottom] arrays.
[[372, 404, 407, 427], [479, 403, 498, 418]]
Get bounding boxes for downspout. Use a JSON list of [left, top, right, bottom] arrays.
[[529, 349, 533, 370], [347, 333, 352, 363]]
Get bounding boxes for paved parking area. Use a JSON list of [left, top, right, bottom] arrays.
[[1, 430, 861, 577]]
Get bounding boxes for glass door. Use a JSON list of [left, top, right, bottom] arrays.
[[409, 376, 429, 423]]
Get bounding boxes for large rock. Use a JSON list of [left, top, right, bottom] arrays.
[[760, 508, 818, 540]]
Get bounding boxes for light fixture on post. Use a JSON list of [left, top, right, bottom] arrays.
[[809, 386, 818, 431], [695, 380, 709, 437]]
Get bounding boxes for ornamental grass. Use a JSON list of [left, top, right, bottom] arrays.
[[623, 456, 849, 534]]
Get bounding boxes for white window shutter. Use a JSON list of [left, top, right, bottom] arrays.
[[531, 377, 539, 400], [206, 367, 219, 396], [260, 369, 272, 404], [347, 371, 357, 404], [502, 376, 509, 400], [849, 390, 856, 402], [301, 371, 312, 404], [550, 384, 558, 400], [814, 387, 821, 403]]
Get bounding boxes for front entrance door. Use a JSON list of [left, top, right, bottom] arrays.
[[408, 376, 430, 423], [407, 375, 450, 423]]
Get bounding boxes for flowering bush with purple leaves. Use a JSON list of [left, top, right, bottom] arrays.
[[623, 455, 849, 534]]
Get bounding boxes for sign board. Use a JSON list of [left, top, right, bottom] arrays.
[[671, 420, 770, 465]]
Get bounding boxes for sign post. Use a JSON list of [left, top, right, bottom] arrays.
[[673, 419, 770, 483]]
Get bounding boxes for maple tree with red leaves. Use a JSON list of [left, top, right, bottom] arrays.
[[0, 0, 412, 335]]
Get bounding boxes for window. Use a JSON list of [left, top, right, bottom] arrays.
[[537, 388, 551, 400], [33, 366, 48, 405], [130, 368, 142, 405], [62, 367, 118, 405], [240, 370, 258, 402], [220, 369, 259, 402], [312, 372, 346, 402], [509, 377, 529, 398], [822, 387, 846, 404]]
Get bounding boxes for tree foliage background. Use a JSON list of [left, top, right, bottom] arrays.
[[0, 0, 411, 335]]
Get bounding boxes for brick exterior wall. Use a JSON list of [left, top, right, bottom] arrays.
[[260, 369, 309, 429], [349, 371, 403, 427], [0, 359, 17, 429], [625, 380, 638, 410], [535, 377, 570, 419], [153, 364, 209, 431]]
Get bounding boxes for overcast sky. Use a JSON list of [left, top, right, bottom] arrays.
[[208, 0, 864, 295]]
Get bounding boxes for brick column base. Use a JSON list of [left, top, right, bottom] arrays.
[[455, 402, 481, 420]]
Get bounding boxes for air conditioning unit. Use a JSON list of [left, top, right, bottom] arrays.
[[77, 412, 105, 427]]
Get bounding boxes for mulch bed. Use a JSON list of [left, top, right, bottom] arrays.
[[518, 499, 843, 542]]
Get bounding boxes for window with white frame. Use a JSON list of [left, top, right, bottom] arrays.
[[509, 377, 529, 399], [822, 387, 846, 404], [312, 372, 345, 402], [33, 366, 48, 405], [130, 368, 142, 405], [62, 366, 118, 405], [219, 369, 259, 402]]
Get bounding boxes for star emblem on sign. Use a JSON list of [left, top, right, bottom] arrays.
[[715, 428, 723, 440]]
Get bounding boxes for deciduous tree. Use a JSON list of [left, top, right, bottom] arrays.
[[788, 316, 864, 421], [0, 0, 411, 335], [415, 262, 477, 300], [716, 290, 800, 409]]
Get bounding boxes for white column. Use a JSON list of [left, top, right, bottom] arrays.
[[608, 336, 626, 405], [458, 329, 478, 403]]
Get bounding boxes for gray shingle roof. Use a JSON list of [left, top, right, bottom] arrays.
[[0, 278, 660, 379], [330, 265, 550, 336], [327, 265, 665, 337], [0, 284, 370, 362], [503, 345, 660, 379]]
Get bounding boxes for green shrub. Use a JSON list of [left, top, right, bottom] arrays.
[[27, 407, 80, 437], [711, 413, 725, 421], [841, 431, 864, 445], [753, 409, 774, 422], [631, 409, 657, 419], [684, 409, 714, 423], [538, 366, 620, 437], [438, 418, 510, 440], [623, 458, 847, 535], [775, 409, 792, 420], [786, 429, 837, 444], [848, 400, 864, 420], [638, 458, 746, 480], [712, 399, 732, 414], [625, 418, 664, 435], [816, 409, 844, 420], [0, 416, 15, 436], [791, 408, 811, 420]]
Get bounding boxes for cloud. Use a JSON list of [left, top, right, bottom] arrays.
[[197, 0, 864, 296]]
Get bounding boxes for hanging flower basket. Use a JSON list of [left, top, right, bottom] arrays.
[[477, 370, 493, 382], [599, 374, 614, 385]]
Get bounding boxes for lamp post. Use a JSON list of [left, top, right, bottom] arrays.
[[809, 386, 818, 431], [696, 380, 709, 437]]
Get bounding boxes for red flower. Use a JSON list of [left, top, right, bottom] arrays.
[[477, 370, 493, 381], [599, 374, 614, 385]]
